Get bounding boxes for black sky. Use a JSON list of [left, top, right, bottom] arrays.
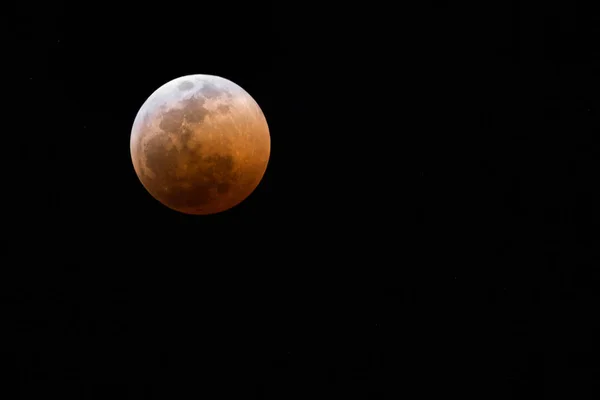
[[4, 1, 600, 399]]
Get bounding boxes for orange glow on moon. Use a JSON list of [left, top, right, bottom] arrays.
[[130, 74, 270, 215]]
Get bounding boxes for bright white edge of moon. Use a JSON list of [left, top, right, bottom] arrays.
[[131, 74, 267, 137]]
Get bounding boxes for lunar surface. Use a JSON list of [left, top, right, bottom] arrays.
[[130, 74, 271, 215]]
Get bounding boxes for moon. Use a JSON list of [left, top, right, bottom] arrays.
[[130, 74, 271, 215]]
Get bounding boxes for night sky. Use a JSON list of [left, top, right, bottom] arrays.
[[5, 2, 599, 399]]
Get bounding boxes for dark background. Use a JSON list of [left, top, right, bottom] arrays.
[[3, 1, 599, 399]]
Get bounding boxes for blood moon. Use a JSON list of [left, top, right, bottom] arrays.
[[130, 74, 270, 215]]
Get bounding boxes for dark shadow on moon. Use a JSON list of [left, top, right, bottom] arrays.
[[142, 92, 238, 210], [141, 125, 239, 210]]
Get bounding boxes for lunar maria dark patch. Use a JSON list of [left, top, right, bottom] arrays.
[[142, 128, 239, 209], [158, 108, 186, 132], [201, 83, 223, 99], [217, 104, 231, 113], [177, 80, 194, 91], [180, 96, 210, 123], [158, 97, 209, 131]]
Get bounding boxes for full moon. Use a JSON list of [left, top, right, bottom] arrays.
[[130, 74, 271, 215]]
